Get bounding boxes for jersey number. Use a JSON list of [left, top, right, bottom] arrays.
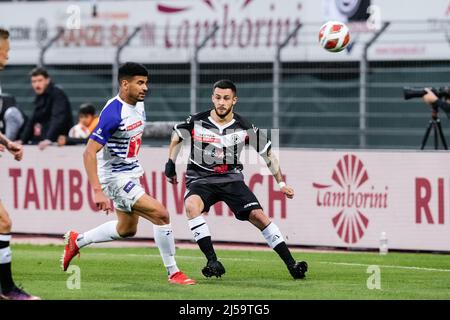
[[127, 132, 143, 158]]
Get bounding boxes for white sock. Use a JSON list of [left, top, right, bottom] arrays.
[[261, 222, 285, 249], [153, 224, 179, 276], [76, 220, 122, 249], [188, 215, 211, 242], [0, 234, 12, 264], [0, 247, 12, 264]]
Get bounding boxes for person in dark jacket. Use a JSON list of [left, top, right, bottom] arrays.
[[20, 67, 73, 150]]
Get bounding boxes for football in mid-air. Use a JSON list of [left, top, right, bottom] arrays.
[[318, 21, 350, 53]]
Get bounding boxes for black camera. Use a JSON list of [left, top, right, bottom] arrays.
[[403, 87, 450, 150], [403, 86, 450, 100]]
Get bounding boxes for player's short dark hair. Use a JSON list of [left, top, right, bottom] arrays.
[[118, 62, 149, 84], [213, 79, 237, 95], [0, 28, 9, 40], [29, 67, 49, 78], [79, 103, 96, 116]]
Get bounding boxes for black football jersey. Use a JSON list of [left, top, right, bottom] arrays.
[[173, 110, 272, 186]]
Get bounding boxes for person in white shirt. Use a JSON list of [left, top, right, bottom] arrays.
[[61, 62, 196, 286]]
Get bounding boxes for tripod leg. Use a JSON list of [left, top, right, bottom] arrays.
[[436, 119, 448, 150], [433, 122, 439, 150], [421, 121, 434, 150]]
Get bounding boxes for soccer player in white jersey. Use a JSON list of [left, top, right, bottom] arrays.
[[0, 28, 40, 300], [61, 62, 196, 285]]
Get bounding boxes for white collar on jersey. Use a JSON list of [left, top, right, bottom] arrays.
[[116, 95, 138, 107], [208, 116, 236, 133]]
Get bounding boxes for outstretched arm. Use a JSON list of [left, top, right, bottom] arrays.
[[165, 116, 193, 184], [169, 131, 183, 161], [165, 132, 183, 184], [261, 149, 294, 199]]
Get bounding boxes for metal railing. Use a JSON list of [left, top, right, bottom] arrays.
[[1, 20, 449, 149]]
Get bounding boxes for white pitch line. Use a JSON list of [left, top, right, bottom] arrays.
[[87, 252, 262, 263], [321, 261, 450, 273]]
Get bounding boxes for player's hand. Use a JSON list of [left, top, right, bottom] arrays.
[[165, 158, 178, 184], [0, 144, 5, 152], [423, 88, 439, 105], [281, 186, 294, 199], [6, 141, 23, 161], [93, 190, 112, 214]]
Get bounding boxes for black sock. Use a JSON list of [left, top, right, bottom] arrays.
[[274, 242, 296, 267], [0, 263, 15, 293], [0, 238, 15, 293], [197, 236, 217, 262]]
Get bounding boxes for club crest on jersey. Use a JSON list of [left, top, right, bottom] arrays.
[[123, 181, 136, 193], [127, 121, 143, 131]]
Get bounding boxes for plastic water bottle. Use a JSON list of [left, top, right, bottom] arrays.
[[379, 231, 388, 255]]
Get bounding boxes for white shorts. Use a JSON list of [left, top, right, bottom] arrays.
[[102, 177, 146, 213]]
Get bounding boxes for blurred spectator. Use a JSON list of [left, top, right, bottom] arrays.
[[20, 67, 73, 150], [57, 103, 99, 146], [0, 93, 27, 141]]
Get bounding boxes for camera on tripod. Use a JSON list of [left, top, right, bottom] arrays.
[[402, 86, 449, 150], [403, 86, 450, 103]]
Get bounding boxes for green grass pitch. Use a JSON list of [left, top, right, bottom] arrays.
[[10, 244, 450, 300]]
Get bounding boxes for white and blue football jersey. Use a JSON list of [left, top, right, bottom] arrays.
[[90, 96, 146, 183]]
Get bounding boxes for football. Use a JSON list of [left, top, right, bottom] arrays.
[[318, 21, 350, 53]]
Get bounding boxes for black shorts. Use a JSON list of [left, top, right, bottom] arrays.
[[184, 181, 262, 221]]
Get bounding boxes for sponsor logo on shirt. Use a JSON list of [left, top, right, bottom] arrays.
[[127, 121, 143, 131], [193, 133, 221, 143]]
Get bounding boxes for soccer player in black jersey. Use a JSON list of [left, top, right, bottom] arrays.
[[165, 80, 308, 280]]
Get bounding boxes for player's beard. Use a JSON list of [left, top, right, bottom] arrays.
[[135, 92, 146, 102], [214, 105, 233, 119]]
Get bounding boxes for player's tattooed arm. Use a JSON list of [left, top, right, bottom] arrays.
[[169, 131, 182, 161], [262, 150, 282, 181], [262, 150, 294, 199]]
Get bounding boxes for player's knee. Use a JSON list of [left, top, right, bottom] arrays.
[[249, 209, 265, 220], [185, 200, 202, 218], [154, 207, 170, 225], [118, 227, 137, 238], [249, 209, 270, 230], [117, 223, 137, 238]]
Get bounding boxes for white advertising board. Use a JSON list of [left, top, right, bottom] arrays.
[[1, 146, 449, 251], [1, 0, 450, 63]]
